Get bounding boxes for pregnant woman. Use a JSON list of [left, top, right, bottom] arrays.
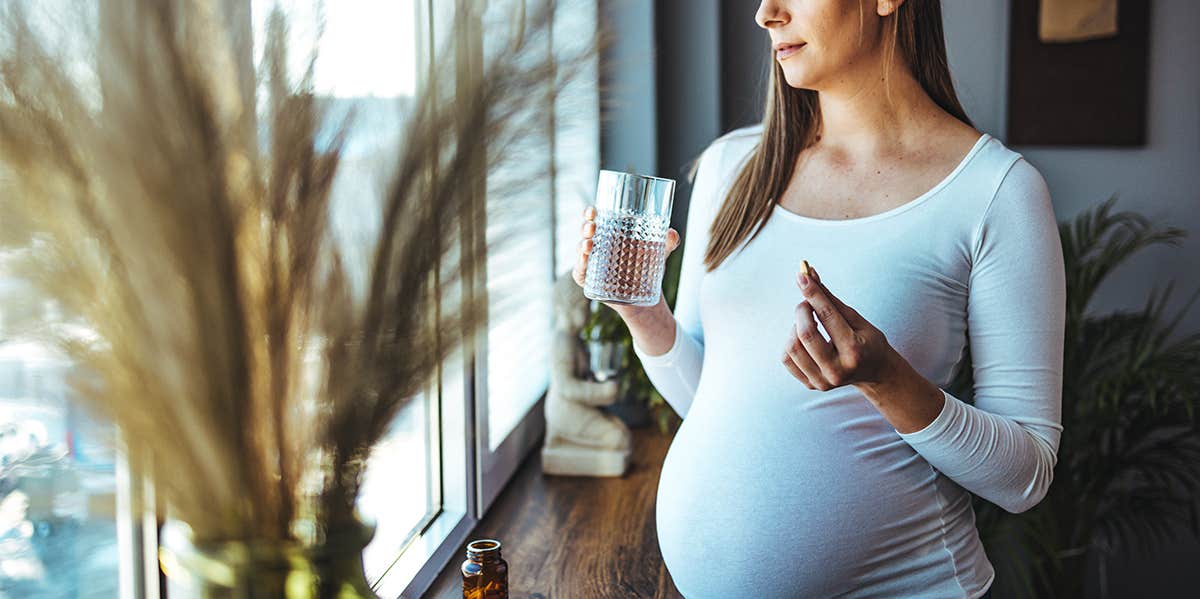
[[573, 1, 1064, 597]]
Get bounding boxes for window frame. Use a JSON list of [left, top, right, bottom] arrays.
[[467, 0, 555, 523], [349, 0, 601, 593]]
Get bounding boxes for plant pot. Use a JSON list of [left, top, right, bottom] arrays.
[[605, 392, 652, 429], [584, 338, 626, 382]]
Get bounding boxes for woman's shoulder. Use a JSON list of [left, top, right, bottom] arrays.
[[962, 135, 1057, 243], [715, 123, 763, 146], [690, 124, 762, 185], [711, 124, 763, 164], [970, 134, 1051, 207]]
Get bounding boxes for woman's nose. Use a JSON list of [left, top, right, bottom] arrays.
[[755, 0, 790, 29]]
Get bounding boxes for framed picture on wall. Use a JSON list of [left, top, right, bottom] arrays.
[[1007, 0, 1151, 146]]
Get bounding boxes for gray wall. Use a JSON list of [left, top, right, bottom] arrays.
[[654, 0, 722, 224], [720, 1, 770, 131], [599, 0, 658, 176], [599, 0, 723, 236]]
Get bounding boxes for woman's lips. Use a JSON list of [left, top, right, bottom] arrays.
[[776, 43, 805, 60]]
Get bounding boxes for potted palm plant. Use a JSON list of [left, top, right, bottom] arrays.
[[948, 197, 1200, 599]]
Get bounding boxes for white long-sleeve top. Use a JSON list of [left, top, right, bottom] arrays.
[[633, 124, 1065, 598]]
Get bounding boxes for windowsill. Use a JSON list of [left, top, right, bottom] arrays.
[[426, 425, 684, 597]]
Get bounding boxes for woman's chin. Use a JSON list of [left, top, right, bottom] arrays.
[[781, 72, 818, 91], [782, 74, 820, 90]]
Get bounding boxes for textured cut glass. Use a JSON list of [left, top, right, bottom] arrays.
[[584, 170, 675, 306], [584, 210, 670, 305]]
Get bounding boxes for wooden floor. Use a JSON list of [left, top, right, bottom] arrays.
[[426, 425, 684, 598]]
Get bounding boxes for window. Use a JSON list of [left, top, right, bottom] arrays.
[[2, 0, 599, 596], [244, 0, 600, 594], [0, 322, 121, 597], [248, 0, 441, 590], [0, 2, 124, 597], [473, 0, 601, 518]]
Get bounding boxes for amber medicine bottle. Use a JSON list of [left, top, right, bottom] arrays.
[[462, 538, 508, 599]]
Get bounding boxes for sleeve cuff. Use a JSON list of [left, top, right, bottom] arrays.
[[896, 388, 962, 444], [632, 315, 685, 367]]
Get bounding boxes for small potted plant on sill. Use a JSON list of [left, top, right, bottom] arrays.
[[578, 299, 651, 429], [578, 245, 685, 435], [579, 299, 627, 383]]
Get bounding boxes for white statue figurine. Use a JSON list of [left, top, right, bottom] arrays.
[[541, 269, 632, 477]]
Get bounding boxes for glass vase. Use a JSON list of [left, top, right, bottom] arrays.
[[158, 517, 378, 599]]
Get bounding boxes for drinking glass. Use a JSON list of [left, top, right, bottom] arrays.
[[583, 170, 676, 306]]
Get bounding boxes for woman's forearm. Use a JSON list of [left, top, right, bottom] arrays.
[[622, 294, 703, 418]]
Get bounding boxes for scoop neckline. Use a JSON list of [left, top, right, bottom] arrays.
[[771, 132, 991, 226]]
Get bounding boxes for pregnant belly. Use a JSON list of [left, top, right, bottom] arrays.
[[654, 387, 964, 598]]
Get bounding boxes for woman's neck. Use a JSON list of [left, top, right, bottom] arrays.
[[813, 59, 945, 155]]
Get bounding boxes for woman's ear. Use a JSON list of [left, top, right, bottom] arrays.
[[876, 0, 904, 17]]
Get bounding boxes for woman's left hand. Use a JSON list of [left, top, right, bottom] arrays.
[[781, 263, 897, 391]]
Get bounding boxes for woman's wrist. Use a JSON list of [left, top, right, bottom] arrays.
[[613, 294, 676, 357], [854, 348, 946, 434]]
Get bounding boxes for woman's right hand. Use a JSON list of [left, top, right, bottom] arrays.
[[572, 204, 681, 316]]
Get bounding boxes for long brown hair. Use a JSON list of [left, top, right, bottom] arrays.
[[697, 0, 972, 272]]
